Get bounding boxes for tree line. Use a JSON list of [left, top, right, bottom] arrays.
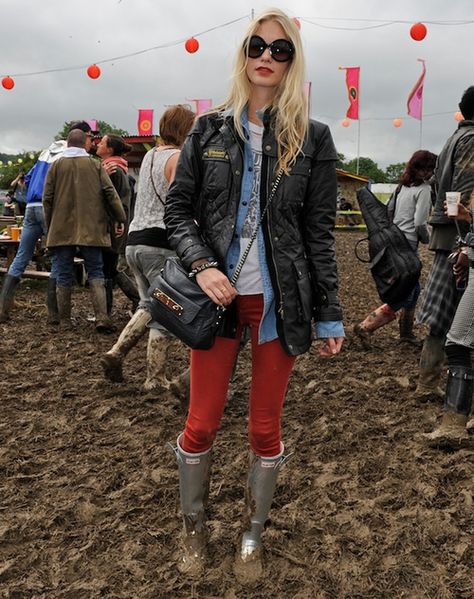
[[2, 122, 403, 190], [337, 154, 406, 184]]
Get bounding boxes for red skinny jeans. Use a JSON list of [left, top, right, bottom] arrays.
[[181, 294, 296, 457]]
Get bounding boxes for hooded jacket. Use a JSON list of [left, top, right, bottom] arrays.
[[24, 140, 66, 205]]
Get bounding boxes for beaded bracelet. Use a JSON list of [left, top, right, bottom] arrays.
[[188, 260, 219, 278]]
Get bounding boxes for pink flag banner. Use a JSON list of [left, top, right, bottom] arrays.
[[339, 66, 360, 120], [407, 59, 426, 120], [189, 99, 212, 115], [85, 119, 98, 133], [138, 109, 154, 135], [303, 81, 312, 117]]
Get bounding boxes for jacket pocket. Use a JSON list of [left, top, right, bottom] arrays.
[[293, 258, 313, 322], [284, 157, 312, 210], [202, 147, 231, 196], [290, 157, 312, 177]]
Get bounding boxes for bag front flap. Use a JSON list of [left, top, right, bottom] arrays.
[[149, 258, 208, 325]]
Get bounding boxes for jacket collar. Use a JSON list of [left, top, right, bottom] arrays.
[[457, 119, 474, 130]]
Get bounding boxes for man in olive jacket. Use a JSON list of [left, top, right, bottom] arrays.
[[43, 129, 126, 332]]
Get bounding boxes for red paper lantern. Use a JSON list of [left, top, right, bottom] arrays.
[[454, 111, 463, 122], [393, 118, 402, 128], [2, 76, 15, 90], [342, 119, 350, 128], [410, 22, 427, 41], [185, 37, 199, 53], [87, 64, 101, 79], [292, 17, 301, 30]]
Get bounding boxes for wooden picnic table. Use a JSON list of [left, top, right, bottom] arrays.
[[0, 233, 48, 273], [0, 238, 20, 268], [0, 233, 86, 283]]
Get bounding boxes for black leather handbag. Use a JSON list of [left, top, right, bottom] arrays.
[[149, 170, 283, 350], [149, 256, 226, 350]]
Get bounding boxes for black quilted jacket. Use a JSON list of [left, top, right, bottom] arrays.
[[164, 111, 343, 356]]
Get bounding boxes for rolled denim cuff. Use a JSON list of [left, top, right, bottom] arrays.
[[315, 320, 345, 339]]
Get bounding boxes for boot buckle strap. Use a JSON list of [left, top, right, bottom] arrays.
[[448, 368, 474, 381]]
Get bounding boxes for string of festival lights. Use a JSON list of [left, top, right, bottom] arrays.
[[0, 14, 471, 132], [1, 15, 472, 82]]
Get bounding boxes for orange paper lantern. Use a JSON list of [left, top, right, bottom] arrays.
[[393, 118, 402, 128], [342, 119, 350, 128], [454, 111, 463, 122], [87, 64, 101, 79], [410, 22, 427, 41], [185, 37, 199, 53], [2, 76, 15, 90]]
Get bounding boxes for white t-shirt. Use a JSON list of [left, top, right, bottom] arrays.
[[236, 121, 264, 295]]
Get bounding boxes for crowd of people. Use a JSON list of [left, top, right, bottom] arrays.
[[0, 7, 472, 582]]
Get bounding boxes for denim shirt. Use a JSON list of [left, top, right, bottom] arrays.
[[224, 109, 344, 343]]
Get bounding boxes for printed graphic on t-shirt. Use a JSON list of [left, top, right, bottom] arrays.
[[236, 123, 264, 295], [241, 150, 262, 239]]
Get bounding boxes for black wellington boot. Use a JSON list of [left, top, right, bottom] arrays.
[[0, 274, 20, 323], [46, 277, 60, 325]]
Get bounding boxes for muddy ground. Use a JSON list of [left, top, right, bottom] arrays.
[[0, 230, 473, 599]]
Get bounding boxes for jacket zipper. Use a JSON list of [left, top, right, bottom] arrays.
[[265, 166, 285, 320], [225, 123, 247, 255]]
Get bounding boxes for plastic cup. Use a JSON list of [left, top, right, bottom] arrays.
[[446, 191, 461, 216], [10, 227, 20, 241]]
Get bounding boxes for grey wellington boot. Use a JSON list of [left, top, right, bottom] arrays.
[[46, 277, 59, 325], [413, 334, 446, 400], [172, 434, 212, 576], [423, 366, 473, 449], [234, 444, 288, 583], [56, 285, 72, 330], [143, 328, 170, 392], [101, 308, 151, 382], [0, 274, 20, 322], [89, 279, 115, 333]]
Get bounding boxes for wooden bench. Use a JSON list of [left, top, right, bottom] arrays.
[[0, 266, 50, 279], [0, 258, 85, 283]]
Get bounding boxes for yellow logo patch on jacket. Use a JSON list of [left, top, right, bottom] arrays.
[[205, 148, 228, 160]]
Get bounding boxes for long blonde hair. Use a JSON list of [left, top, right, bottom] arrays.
[[215, 8, 307, 174]]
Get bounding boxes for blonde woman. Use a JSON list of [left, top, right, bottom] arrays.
[[165, 9, 344, 579]]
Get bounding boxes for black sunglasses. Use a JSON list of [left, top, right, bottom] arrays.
[[245, 35, 294, 63]]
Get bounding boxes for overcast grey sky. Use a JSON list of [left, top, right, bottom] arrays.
[[1, 0, 473, 166]]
